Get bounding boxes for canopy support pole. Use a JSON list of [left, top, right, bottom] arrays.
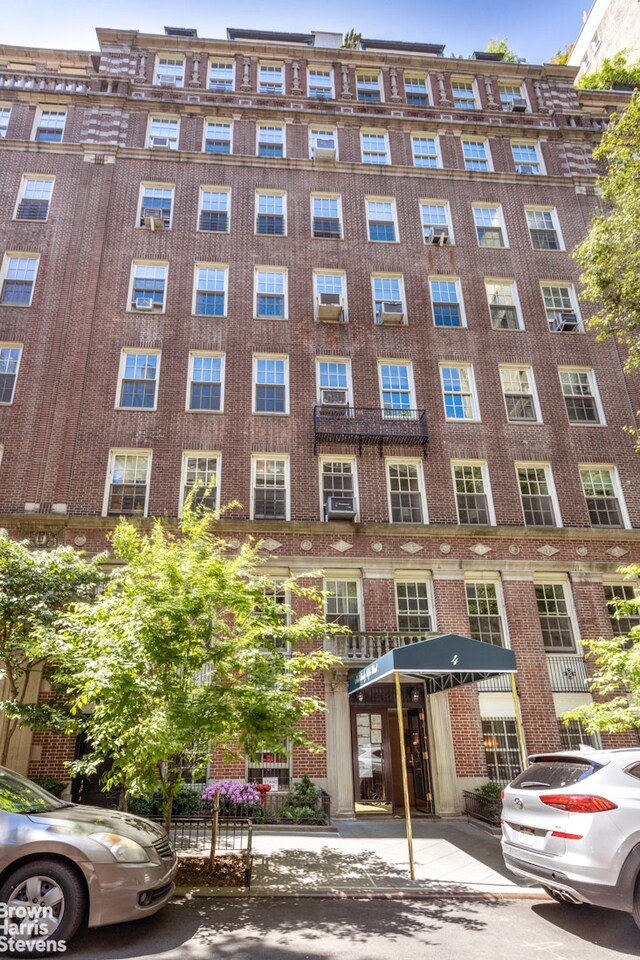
[[394, 672, 415, 880], [510, 673, 528, 771]]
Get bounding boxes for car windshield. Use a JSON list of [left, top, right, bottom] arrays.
[[0, 767, 68, 814], [509, 759, 598, 790]]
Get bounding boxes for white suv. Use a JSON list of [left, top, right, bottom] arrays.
[[501, 748, 640, 927]]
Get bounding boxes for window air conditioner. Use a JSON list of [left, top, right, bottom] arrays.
[[376, 301, 405, 325], [159, 80, 177, 88], [135, 297, 155, 310], [515, 164, 535, 174], [142, 207, 166, 230], [320, 388, 349, 409], [325, 496, 358, 520], [508, 97, 528, 112], [550, 311, 578, 332], [150, 136, 170, 149], [425, 226, 450, 245], [317, 292, 345, 321], [313, 138, 336, 161]]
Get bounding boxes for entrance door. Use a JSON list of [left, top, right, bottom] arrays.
[[351, 709, 393, 806], [408, 708, 432, 812]]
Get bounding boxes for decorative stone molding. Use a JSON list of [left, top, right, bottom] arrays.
[[291, 60, 302, 94], [188, 53, 201, 87], [484, 75, 499, 109], [241, 57, 252, 92], [401, 542, 423, 554], [262, 538, 282, 552], [607, 546, 629, 558], [469, 543, 492, 556], [340, 64, 352, 98], [537, 544, 560, 557], [389, 67, 401, 102], [371, 542, 383, 552], [300, 539, 313, 551], [331, 540, 353, 552], [134, 52, 147, 84], [436, 72, 450, 105]]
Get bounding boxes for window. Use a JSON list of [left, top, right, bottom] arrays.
[[517, 464, 559, 526], [204, 121, 232, 155], [485, 280, 522, 330], [604, 584, 640, 636], [321, 459, 357, 517], [252, 456, 289, 520], [592, 31, 601, 50], [0, 106, 10, 139], [526, 207, 562, 250], [452, 79, 477, 109], [580, 467, 626, 527], [33, 109, 65, 142], [558, 720, 601, 751], [0, 254, 39, 306], [138, 184, 173, 229], [498, 83, 527, 111], [535, 582, 575, 651], [255, 268, 287, 319], [419, 201, 452, 243], [193, 264, 227, 317], [500, 366, 540, 422], [199, 188, 230, 232], [467, 582, 504, 645], [308, 67, 333, 99], [453, 462, 492, 525], [314, 272, 347, 322], [378, 362, 415, 415], [15, 176, 54, 221], [440, 364, 478, 421], [147, 117, 179, 150], [247, 748, 291, 790], [365, 198, 397, 242], [181, 453, 220, 513], [473, 205, 507, 248], [187, 353, 224, 412], [129, 262, 168, 311], [325, 580, 361, 631], [387, 460, 425, 523], [430, 278, 464, 327], [254, 356, 288, 414], [412, 135, 440, 168], [372, 275, 405, 324], [581, 53, 591, 72], [357, 72, 382, 102], [482, 719, 521, 783], [512, 141, 543, 175], [309, 126, 337, 160], [559, 368, 603, 424], [317, 358, 351, 404], [155, 56, 184, 87], [104, 451, 151, 517], [259, 63, 284, 95], [0, 344, 22, 404], [255, 192, 286, 236], [311, 194, 342, 239], [396, 581, 433, 632], [257, 124, 284, 158], [405, 75, 430, 106], [361, 131, 389, 165], [117, 351, 160, 410], [462, 138, 491, 173], [541, 283, 580, 331], [208, 60, 234, 91]]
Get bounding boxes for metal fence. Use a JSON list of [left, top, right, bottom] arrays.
[[155, 816, 253, 856], [463, 791, 502, 826]]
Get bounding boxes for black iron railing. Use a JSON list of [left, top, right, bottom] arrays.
[[463, 792, 502, 826], [154, 816, 252, 855], [314, 406, 428, 455], [546, 655, 589, 692]]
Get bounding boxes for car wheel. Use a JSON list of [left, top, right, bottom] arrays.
[[0, 860, 86, 949], [542, 886, 584, 906], [632, 876, 640, 930]]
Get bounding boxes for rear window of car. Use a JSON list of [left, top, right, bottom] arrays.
[[626, 763, 640, 781], [509, 760, 598, 790]]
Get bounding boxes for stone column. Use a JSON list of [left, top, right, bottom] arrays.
[[325, 667, 355, 817]]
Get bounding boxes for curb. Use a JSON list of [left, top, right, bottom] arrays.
[[174, 886, 546, 901]]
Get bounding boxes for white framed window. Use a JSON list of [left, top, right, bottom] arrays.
[[154, 55, 185, 87], [138, 183, 173, 229], [365, 197, 398, 242], [317, 357, 352, 406], [603, 582, 640, 636], [208, 60, 234, 92], [116, 350, 160, 411], [147, 116, 179, 150], [452, 78, 478, 109], [541, 282, 581, 331], [581, 53, 592, 72], [193, 264, 227, 317], [251, 455, 289, 520], [512, 141, 544, 175], [386, 458, 426, 524], [485, 279, 523, 330], [32, 108, 66, 143], [311, 193, 342, 239], [203, 120, 232, 155], [324, 579, 362, 631], [395, 579, 434, 633], [498, 82, 528, 111], [0, 343, 23, 404], [308, 66, 334, 99], [462, 138, 492, 172], [103, 449, 152, 518], [499, 365, 541, 423], [259, 62, 284, 95], [0, 254, 39, 307], [466, 577, 506, 646], [253, 355, 289, 415], [314, 272, 347, 322], [180, 452, 220, 515], [378, 361, 416, 416], [440, 364, 479, 421], [254, 267, 287, 319], [198, 187, 230, 232], [429, 277, 465, 328], [412, 135, 440, 168], [592, 31, 601, 51], [372, 274, 406, 324], [525, 206, 563, 250], [257, 124, 285, 158], [357, 71, 382, 102], [309, 126, 338, 160], [482, 718, 520, 782], [473, 204, 508, 248], [452, 461, 494, 525], [559, 367, 605, 425], [534, 579, 577, 651], [187, 352, 225, 412], [361, 131, 389, 165], [129, 261, 168, 312], [405, 74, 430, 106], [320, 457, 358, 520], [579, 466, 629, 528], [0, 105, 11, 138], [14, 176, 54, 222], [516, 463, 561, 527], [419, 200, 453, 244], [255, 191, 286, 236]]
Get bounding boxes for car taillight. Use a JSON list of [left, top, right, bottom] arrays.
[[539, 794, 618, 813], [551, 831, 583, 840], [501, 790, 505, 801]]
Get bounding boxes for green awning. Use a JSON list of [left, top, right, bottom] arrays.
[[348, 633, 517, 696]]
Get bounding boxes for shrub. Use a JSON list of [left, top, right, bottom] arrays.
[[128, 784, 203, 818], [476, 781, 503, 799], [31, 776, 66, 798]]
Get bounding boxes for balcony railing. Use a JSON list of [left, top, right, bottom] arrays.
[[327, 631, 436, 663], [547, 655, 589, 693], [314, 406, 428, 455], [0, 71, 89, 94]]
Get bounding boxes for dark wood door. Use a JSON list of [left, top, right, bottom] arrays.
[[408, 708, 433, 812]]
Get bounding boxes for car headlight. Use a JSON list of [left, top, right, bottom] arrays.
[[89, 832, 150, 863]]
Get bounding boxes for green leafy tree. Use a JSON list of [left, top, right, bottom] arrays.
[[576, 51, 640, 90], [0, 532, 104, 765], [563, 565, 640, 733], [485, 38, 519, 63], [49, 508, 341, 828], [549, 44, 573, 65], [341, 29, 362, 50]]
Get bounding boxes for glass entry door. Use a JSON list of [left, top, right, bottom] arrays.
[[352, 709, 392, 804]]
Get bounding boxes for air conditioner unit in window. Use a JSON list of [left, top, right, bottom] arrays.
[[159, 80, 177, 88], [376, 301, 405, 325], [135, 297, 155, 310], [150, 136, 170, 149], [320, 388, 349, 409], [425, 226, 450, 245], [317, 292, 345, 322], [325, 496, 358, 520], [515, 164, 535, 174], [551, 311, 578, 332], [142, 207, 166, 230], [313, 138, 336, 161], [508, 97, 528, 112]]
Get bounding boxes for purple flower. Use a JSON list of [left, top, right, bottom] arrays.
[[201, 780, 260, 805]]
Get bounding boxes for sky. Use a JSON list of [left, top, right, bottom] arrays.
[[3, 0, 591, 65]]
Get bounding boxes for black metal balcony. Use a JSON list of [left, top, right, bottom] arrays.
[[314, 406, 428, 455]]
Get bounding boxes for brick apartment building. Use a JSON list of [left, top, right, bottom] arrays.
[[0, 25, 638, 817]]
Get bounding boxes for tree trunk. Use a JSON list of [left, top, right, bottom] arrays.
[[209, 788, 220, 871]]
